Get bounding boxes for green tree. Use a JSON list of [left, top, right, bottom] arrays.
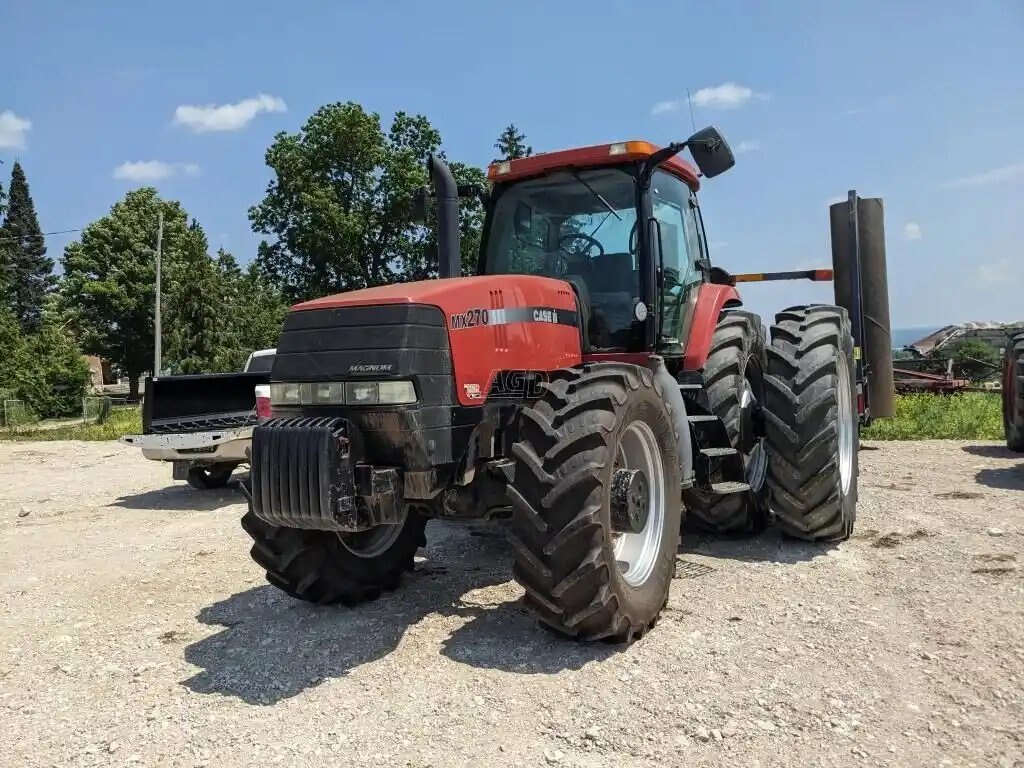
[[925, 339, 1001, 382], [0, 310, 24, 399], [493, 123, 532, 162], [0, 311, 90, 420], [22, 323, 91, 417], [250, 101, 483, 302], [59, 188, 189, 400], [163, 220, 224, 374], [218, 261, 289, 370], [0, 161, 54, 332]]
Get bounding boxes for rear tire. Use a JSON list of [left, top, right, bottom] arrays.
[[763, 305, 858, 542], [507, 363, 682, 642], [683, 310, 771, 534], [187, 463, 237, 490], [241, 506, 427, 605], [1004, 332, 1024, 453]]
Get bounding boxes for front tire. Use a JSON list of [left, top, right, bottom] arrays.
[[1004, 332, 1024, 452], [683, 310, 770, 534], [241, 506, 427, 605], [763, 305, 858, 542], [507, 363, 682, 642], [187, 463, 237, 490]]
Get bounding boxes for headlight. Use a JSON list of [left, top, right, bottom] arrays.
[[346, 380, 417, 405], [270, 382, 300, 405], [269, 380, 416, 406]]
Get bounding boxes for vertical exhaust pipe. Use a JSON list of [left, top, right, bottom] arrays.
[[427, 154, 461, 280]]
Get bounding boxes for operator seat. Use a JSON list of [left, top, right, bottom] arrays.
[[588, 252, 637, 294]]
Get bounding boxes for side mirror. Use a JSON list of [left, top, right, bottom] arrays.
[[410, 187, 429, 224], [685, 126, 735, 179]]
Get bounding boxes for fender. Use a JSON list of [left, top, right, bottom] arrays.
[[682, 283, 743, 371]]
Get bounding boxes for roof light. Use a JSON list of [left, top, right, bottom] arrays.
[[495, 161, 511, 175], [608, 143, 628, 156]]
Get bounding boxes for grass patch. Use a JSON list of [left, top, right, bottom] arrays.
[[862, 393, 1003, 441], [0, 406, 141, 442]]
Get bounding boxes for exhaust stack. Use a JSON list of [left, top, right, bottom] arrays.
[[427, 154, 461, 280]]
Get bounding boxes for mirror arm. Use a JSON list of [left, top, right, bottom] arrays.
[[639, 142, 687, 187]]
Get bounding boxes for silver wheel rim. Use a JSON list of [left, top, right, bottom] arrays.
[[612, 420, 666, 587], [337, 507, 407, 559], [836, 352, 855, 495]]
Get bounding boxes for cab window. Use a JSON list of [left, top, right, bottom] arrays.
[[650, 170, 703, 348]]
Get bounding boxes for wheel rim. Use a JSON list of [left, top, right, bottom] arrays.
[[836, 352, 855, 495], [337, 506, 408, 559], [612, 420, 666, 587], [739, 371, 768, 492]]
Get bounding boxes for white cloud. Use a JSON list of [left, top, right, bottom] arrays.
[[977, 257, 1012, 285], [691, 82, 766, 110], [940, 161, 1024, 190], [903, 222, 922, 241], [650, 100, 681, 115], [173, 93, 287, 133], [0, 110, 32, 149], [734, 140, 760, 154], [113, 161, 201, 181], [651, 83, 767, 116]]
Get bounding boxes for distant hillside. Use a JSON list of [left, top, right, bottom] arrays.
[[891, 326, 943, 349]]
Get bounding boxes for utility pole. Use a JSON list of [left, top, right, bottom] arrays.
[[154, 210, 163, 376]]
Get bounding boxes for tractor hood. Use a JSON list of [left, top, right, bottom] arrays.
[[292, 274, 577, 317]]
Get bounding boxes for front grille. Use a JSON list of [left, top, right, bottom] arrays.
[[272, 304, 451, 388]]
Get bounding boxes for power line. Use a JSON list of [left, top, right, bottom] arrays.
[[0, 227, 84, 245]]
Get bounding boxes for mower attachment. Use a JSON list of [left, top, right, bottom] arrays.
[[249, 416, 404, 532]]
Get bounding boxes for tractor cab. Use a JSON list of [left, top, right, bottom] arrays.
[[477, 132, 735, 357]]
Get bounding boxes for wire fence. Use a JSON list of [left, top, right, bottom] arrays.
[[1, 399, 35, 428], [82, 395, 130, 423]]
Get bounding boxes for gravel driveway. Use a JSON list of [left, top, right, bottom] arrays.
[[1, 440, 1021, 767]]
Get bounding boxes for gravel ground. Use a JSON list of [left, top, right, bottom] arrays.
[[1, 440, 1022, 768]]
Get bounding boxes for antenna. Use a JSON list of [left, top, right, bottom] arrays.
[[686, 88, 698, 133]]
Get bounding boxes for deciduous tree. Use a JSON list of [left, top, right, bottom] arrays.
[[60, 188, 189, 399], [250, 101, 483, 302]]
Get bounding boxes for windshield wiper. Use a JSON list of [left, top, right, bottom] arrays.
[[572, 172, 622, 221]]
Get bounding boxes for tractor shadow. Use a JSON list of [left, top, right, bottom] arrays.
[[181, 521, 612, 704], [680, 528, 837, 565], [109, 481, 246, 512], [960, 445, 1024, 490], [975, 463, 1024, 491]]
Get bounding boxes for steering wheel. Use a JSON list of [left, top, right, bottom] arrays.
[[558, 232, 605, 260]]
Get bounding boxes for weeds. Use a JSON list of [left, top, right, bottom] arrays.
[[0, 393, 1005, 443], [0, 406, 142, 442], [862, 393, 1002, 441]]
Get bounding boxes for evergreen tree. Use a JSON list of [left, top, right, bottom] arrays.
[[163, 219, 224, 374], [493, 124, 533, 162], [217, 261, 288, 371], [0, 170, 8, 300], [0, 161, 54, 332]]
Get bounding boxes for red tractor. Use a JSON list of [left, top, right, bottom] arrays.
[[242, 128, 866, 642], [1005, 330, 1024, 451]]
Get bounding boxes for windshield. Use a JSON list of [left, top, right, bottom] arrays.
[[483, 167, 643, 351]]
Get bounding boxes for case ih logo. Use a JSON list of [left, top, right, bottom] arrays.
[[450, 308, 489, 329]]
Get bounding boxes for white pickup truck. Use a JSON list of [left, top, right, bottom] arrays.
[[121, 348, 275, 489]]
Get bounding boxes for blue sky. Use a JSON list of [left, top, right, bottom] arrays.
[[3, 0, 1023, 328]]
